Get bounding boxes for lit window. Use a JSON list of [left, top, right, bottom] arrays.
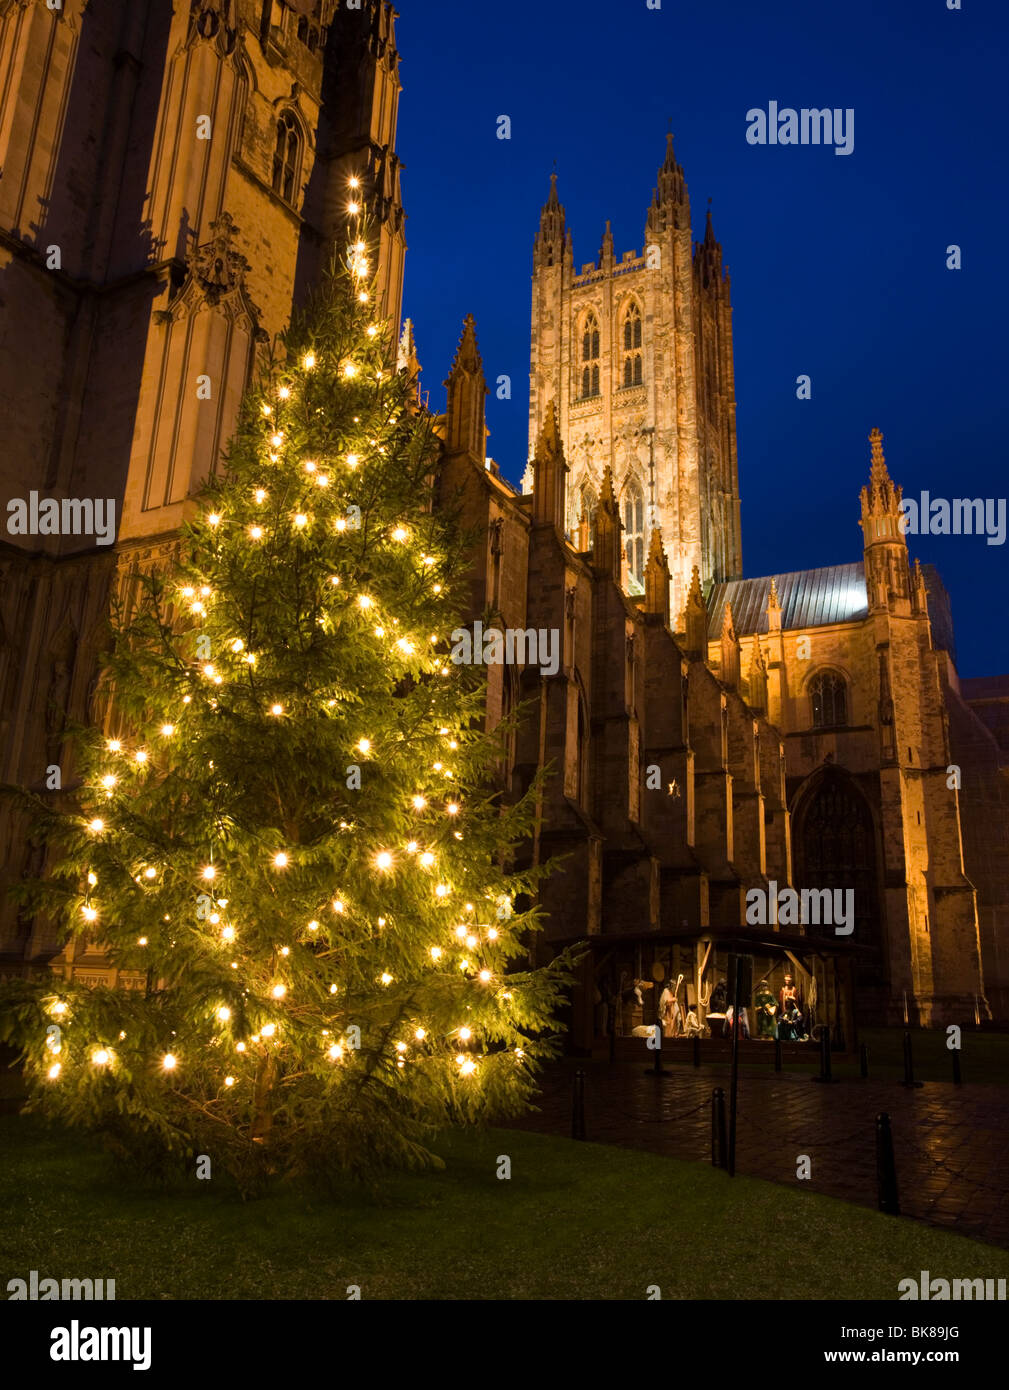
[[809, 671, 848, 728]]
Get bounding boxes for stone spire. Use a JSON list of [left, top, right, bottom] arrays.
[[680, 564, 707, 657], [599, 218, 614, 271], [592, 464, 622, 582], [720, 601, 740, 690], [646, 132, 688, 235], [859, 427, 910, 611], [748, 633, 768, 712], [397, 317, 421, 405], [694, 201, 724, 288], [644, 528, 671, 625], [534, 171, 567, 270], [443, 315, 488, 463], [766, 575, 782, 633], [531, 400, 568, 531]]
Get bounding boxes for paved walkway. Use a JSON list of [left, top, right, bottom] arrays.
[[511, 1058, 1009, 1249]]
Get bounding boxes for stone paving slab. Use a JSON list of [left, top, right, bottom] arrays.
[[511, 1060, 1009, 1249]]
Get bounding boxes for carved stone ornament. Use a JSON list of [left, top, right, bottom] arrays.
[[189, 0, 237, 54], [192, 212, 251, 303]]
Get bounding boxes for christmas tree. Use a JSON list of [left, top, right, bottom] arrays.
[[2, 208, 573, 1192]]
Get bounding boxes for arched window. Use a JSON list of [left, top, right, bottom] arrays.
[[621, 303, 643, 387], [272, 112, 301, 204], [297, 16, 309, 42], [568, 480, 597, 545], [809, 670, 848, 728], [579, 312, 600, 398], [622, 477, 645, 588]]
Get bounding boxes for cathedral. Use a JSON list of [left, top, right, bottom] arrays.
[[1, 0, 1006, 1046]]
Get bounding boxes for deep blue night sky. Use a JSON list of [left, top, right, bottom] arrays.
[[393, 0, 1008, 676]]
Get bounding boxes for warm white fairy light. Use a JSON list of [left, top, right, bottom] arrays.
[[270, 433, 283, 447], [250, 525, 263, 540], [349, 176, 360, 189], [100, 772, 116, 789], [303, 353, 315, 369], [273, 852, 288, 868], [328, 1043, 342, 1060], [261, 1023, 277, 1038], [375, 851, 392, 871], [335, 518, 347, 532], [487, 927, 499, 941], [308, 920, 319, 931], [348, 201, 360, 215], [202, 866, 216, 881], [412, 795, 426, 811], [367, 326, 378, 338], [461, 1059, 477, 1076], [217, 1006, 231, 1022], [357, 738, 371, 754], [221, 925, 235, 942], [207, 513, 220, 527], [162, 1053, 177, 1071], [454, 925, 467, 939], [458, 1027, 472, 1042], [380, 972, 393, 986], [420, 851, 435, 868], [346, 454, 359, 468], [392, 527, 408, 542], [51, 1002, 67, 1017], [91, 1049, 110, 1067], [107, 739, 121, 753], [343, 363, 357, 379], [466, 935, 478, 950], [224, 1076, 236, 1087], [406, 841, 419, 854], [332, 900, 345, 914], [82, 905, 97, 922], [479, 970, 492, 983], [47, 1062, 61, 1080], [294, 513, 308, 528], [271, 985, 286, 1000], [138, 936, 148, 946], [429, 946, 442, 960], [278, 386, 291, 400], [254, 488, 267, 504], [270, 704, 283, 716], [396, 638, 414, 655], [357, 594, 372, 609], [447, 802, 459, 816], [414, 1028, 426, 1042]]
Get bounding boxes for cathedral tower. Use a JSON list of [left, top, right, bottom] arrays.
[[0, 0, 404, 967], [526, 136, 741, 623]]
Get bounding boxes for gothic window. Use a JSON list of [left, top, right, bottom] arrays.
[[809, 670, 848, 729], [568, 481, 597, 545], [579, 312, 600, 398], [272, 112, 301, 204], [621, 303, 643, 387], [623, 477, 645, 588], [297, 15, 308, 41]]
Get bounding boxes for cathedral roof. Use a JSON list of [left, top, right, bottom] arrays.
[[706, 562, 868, 639]]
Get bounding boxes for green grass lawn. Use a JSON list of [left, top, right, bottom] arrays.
[[2, 1113, 1007, 1300]]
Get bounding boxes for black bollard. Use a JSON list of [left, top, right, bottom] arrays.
[[860, 1042, 869, 1078], [811, 1024, 836, 1082], [571, 1068, 586, 1141], [876, 1111, 901, 1215], [774, 1037, 782, 1073], [644, 1025, 672, 1077], [692, 1035, 701, 1068], [952, 1048, 962, 1085], [901, 1029, 924, 1088], [711, 1087, 727, 1169]]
